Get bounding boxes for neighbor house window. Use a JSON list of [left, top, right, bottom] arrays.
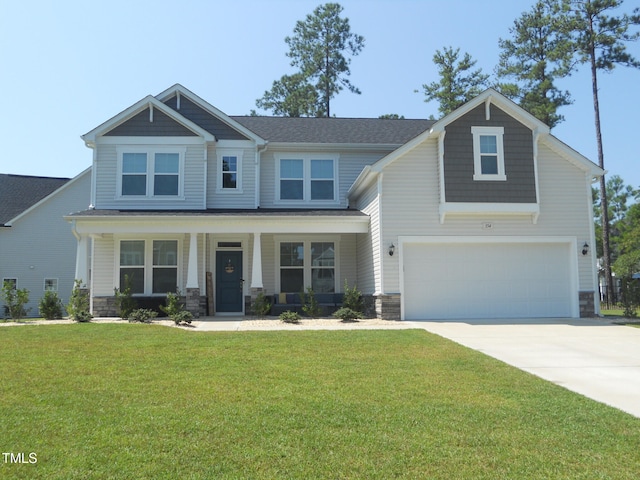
[[2, 278, 17, 290], [44, 278, 58, 292], [277, 155, 337, 203], [217, 150, 243, 192], [118, 148, 185, 197], [472, 126, 506, 181], [278, 241, 336, 293]]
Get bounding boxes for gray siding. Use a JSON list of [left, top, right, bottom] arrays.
[[104, 108, 198, 137], [444, 104, 537, 203], [206, 145, 257, 209], [164, 95, 249, 140], [0, 171, 91, 316]]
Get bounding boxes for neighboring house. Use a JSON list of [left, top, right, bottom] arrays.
[[1, 170, 91, 317], [67, 84, 603, 320]]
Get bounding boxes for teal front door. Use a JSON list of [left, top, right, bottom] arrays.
[[216, 251, 243, 312]]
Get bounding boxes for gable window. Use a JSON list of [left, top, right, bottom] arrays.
[[277, 155, 338, 203], [217, 150, 243, 192], [118, 148, 185, 198], [472, 126, 506, 181]]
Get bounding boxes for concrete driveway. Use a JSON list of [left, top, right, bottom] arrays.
[[410, 317, 640, 418]]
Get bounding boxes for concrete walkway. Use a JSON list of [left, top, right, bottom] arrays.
[[410, 317, 640, 418]]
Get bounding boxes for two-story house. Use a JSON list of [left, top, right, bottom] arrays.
[[67, 84, 603, 320]]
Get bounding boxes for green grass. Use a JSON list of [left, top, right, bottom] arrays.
[[1, 325, 639, 479]]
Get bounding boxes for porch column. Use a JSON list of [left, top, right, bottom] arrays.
[[250, 232, 263, 290], [185, 233, 201, 318], [186, 232, 199, 289], [74, 234, 89, 286]]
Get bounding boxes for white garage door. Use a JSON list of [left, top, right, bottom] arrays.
[[403, 242, 574, 320]]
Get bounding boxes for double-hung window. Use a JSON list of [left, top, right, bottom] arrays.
[[119, 239, 179, 295], [217, 150, 243, 192], [472, 126, 506, 181], [278, 240, 336, 293], [277, 155, 337, 203], [118, 148, 184, 198]]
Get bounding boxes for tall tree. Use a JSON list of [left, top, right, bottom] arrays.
[[256, 3, 364, 117], [420, 47, 489, 117], [567, 0, 640, 303], [495, 0, 574, 128]]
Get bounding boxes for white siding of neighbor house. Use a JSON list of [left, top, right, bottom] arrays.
[[93, 142, 206, 210], [377, 137, 596, 295], [0, 171, 91, 317], [206, 144, 257, 209], [259, 149, 390, 209]]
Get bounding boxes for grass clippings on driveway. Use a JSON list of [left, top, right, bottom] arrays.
[[1, 324, 639, 479]]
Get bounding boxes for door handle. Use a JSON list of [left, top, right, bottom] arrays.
[[240, 279, 245, 290]]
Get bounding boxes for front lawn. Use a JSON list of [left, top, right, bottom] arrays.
[[1, 324, 639, 479]]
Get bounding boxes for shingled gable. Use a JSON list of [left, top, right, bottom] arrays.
[[155, 84, 266, 145], [0, 174, 70, 226], [81, 95, 215, 146]]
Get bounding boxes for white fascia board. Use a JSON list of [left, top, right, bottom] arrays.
[[155, 84, 267, 146], [430, 88, 551, 135], [6, 168, 92, 227], [69, 214, 370, 235], [542, 135, 604, 178], [81, 96, 215, 147]]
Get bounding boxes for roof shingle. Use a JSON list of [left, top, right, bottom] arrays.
[[0, 174, 70, 226]]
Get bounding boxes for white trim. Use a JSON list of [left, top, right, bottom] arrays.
[[439, 202, 540, 224], [398, 235, 580, 320], [471, 126, 506, 181]]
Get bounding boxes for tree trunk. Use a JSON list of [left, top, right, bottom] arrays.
[[590, 39, 614, 305]]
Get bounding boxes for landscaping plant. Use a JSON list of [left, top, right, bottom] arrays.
[[251, 291, 272, 318], [39, 290, 64, 319], [1, 279, 31, 320], [114, 274, 136, 319], [160, 290, 193, 325], [66, 279, 92, 322], [279, 310, 301, 324], [301, 287, 321, 317], [127, 308, 158, 323]]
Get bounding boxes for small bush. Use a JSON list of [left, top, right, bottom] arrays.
[[114, 274, 136, 319], [279, 310, 301, 324], [67, 279, 92, 322], [160, 290, 193, 325], [128, 308, 158, 323], [301, 287, 321, 317], [1, 280, 31, 320], [333, 307, 363, 323], [251, 292, 272, 318], [342, 279, 364, 313], [39, 290, 64, 320]]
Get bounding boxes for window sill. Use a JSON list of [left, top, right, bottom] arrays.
[[473, 174, 507, 181]]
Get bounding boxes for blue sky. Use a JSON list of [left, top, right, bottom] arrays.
[[1, 0, 638, 188]]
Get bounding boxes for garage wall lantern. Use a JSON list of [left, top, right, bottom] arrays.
[[582, 242, 589, 255], [388, 243, 396, 256]]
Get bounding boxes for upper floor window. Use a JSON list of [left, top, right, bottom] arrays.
[[472, 126, 506, 181], [118, 148, 185, 198], [217, 150, 243, 193], [276, 155, 338, 203]]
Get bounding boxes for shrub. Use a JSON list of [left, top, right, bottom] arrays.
[[279, 310, 301, 324], [342, 279, 364, 313], [1, 280, 31, 320], [114, 274, 136, 320], [333, 307, 363, 323], [301, 287, 321, 317], [160, 290, 193, 325], [128, 308, 158, 323], [251, 292, 272, 318], [613, 252, 640, 318], [39, 290, 64, 320], [67, 279, 92, 322]]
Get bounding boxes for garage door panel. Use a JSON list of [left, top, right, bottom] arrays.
[[403, 242, 574, 320]]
